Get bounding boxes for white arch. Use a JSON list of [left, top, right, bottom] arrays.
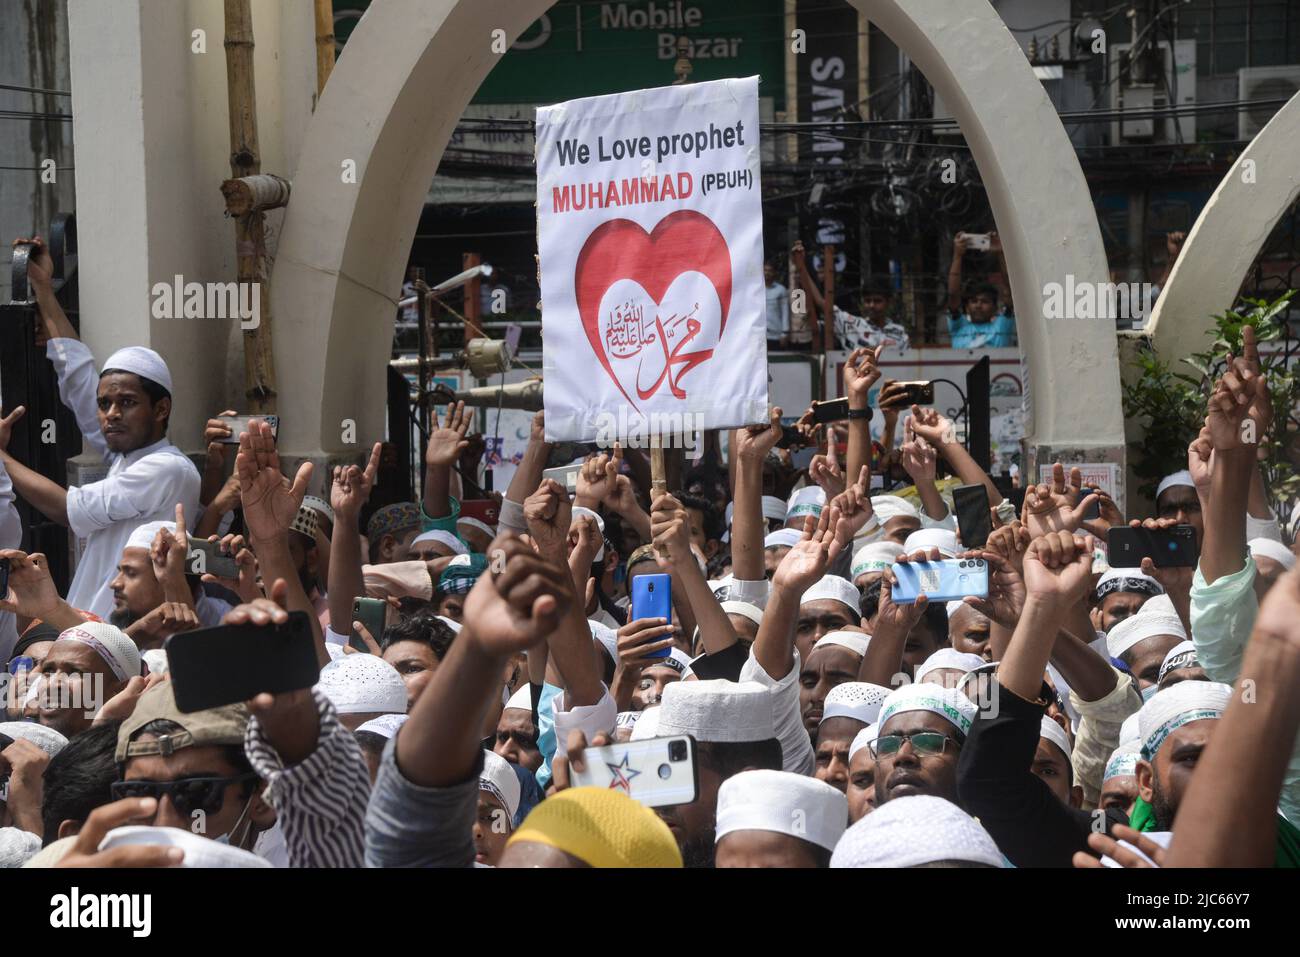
[[1145, 90, 1300, 358], [270, 0, 1123, 469]]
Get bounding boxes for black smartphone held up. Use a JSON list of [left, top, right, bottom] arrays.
[[1079, 487, 1102, 523], [0, 556, 9, 599], [952, 484, 992, 549], [165, 611, 319, 713], [812, 397, 851, 424], [897, 381, 935, 405], [776, 425, 806, 450], [185, 539, 240, 580], [1107, 524, 1199, 568], [218, 414, 280, 444], [352, 596, 388, 652]]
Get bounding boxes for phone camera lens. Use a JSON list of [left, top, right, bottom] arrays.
[[658, 763, 672, 780], [668, 739, 687, 762], [647, 582, 654, 592]]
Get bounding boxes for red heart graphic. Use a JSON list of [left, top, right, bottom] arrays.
[[574, 211, 732, 409]]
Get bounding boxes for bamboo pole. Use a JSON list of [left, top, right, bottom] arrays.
[[223, 0, 277, 412], [314, 0, 336, 97]]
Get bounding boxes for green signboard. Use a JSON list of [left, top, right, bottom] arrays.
[[333, 1, 785, 109]]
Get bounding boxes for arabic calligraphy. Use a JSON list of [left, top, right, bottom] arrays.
[[603, 298, 713, 402]]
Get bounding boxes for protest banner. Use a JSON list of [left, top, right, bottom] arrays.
[[536, 76, 768, 445]]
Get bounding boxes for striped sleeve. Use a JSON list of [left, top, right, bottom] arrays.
[[245, 690, 371, 868]]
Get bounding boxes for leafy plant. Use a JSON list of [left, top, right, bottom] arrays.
[[1123, 291, 1300, 516]]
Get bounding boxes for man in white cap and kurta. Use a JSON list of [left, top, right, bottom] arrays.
[[814, 680, 889, 793], [872, 682, 977, 807], [0, 265, 200, 619], [714, 769, 847, 867], [1105, 594, 1187, 691], [799, 631, 871, 734], [26, 621, 142, 738]]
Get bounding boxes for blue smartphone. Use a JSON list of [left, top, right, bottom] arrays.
[[891, 558, 989, 604], [630, 573, 673, 659]]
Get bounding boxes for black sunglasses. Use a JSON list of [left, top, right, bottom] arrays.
[[110, 773, 258, 816]]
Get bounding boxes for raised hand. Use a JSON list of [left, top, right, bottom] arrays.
[[464, 535, 573, 658], [0, 405, 25, 453], [874, 548, 939, 630], [650, 491, 694, 569], [984, 521, 1030, 577], [961, 549, 1025, 629], [1023, 462, 1098, 539], [1206, 326, 1270, 452], [198, 534, 261, 604], [899, 420, 937, 483], [576, 451, 614, 509], [425, 400, 473, 469], [0, 549, 63, 620], [1073, 825, 1165, 869], [616, 617, 676, 670], [0, 737, 51, 834], [236, 419, 312, 546], [1187, 426, 1213, 500], [772, 506, 845, 595], [1022, 530, 1095, 605], [523, 479, 573, 558], [843, 345, 885, 407], [124, 601, 199, 646], [55, 798, 184, 869], [601, 444, 640, 516], [809, 439, 845, 497], [568, 510, 603, 567], [149, 503, 191, 598], [907, 405, 956, 448], [331, 441, 382, 518], [203, 409, 238, 470], [1130, 517, 1195, 598], [95, 672, 167, 727], [734, 406, 784, 462], [829, 465, 876, 540]]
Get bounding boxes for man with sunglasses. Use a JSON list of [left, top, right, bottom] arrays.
[[872, 682, 977, 807]]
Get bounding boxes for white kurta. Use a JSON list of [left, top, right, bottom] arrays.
[[0, 459, 22, 661], [47, 339, 200, 619]]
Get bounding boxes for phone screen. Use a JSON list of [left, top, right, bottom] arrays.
[[952, 484, 992, 548]]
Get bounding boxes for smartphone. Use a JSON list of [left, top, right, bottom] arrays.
[[776, 425, 807, 450], [1107, 525, 1198, 568], [218, 414, 279, 444], [891, 558, 989, 604], [460, 498, 500, 527], [1079, 487, 1102, 523], [630, 573, 672, 659], [569, 735, 699, 809], [186, 539, 240, 580], [965, 232, 992, 251], [165, 611, 319, 713], [952, 484, 992, 549], [542, 464, 579, 495], [352, 596, 388, 652], [812, 397, 850, 424], [0, 556, 8, 598], [896, 381, 935, 405]]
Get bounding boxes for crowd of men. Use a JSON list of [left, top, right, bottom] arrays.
[[0, 238, 1297, 870]]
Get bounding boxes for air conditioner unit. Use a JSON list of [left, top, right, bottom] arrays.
[[1238, 66, 1300, 141], [1108, 40, 1197, 144]]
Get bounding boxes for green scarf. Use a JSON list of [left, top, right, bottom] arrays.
[[1128, 797, 1300, 867]]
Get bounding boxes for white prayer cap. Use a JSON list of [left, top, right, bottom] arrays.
[[480, 750, 522, 825], [457, 516, 496, 538], [1142, 593, 1178, 617], [55, 622, 141, 681], [852, 541, 905, 578], [646, 647, 693, 677], [944, 600, 967, 618], [786, 485, 826, 521], [715, 770, 847, 852], [412, 529, 468, 556], [101, 346, 173, 394], [811, 630, 870, 659], [1106, 606, 1186, 660], [764, 528, 803, 550], [915, 649, 985, 685], [830, 795, 1003, 869], [902, 527, 957, 558], [878, 682, 978, 737], [1096, 567, 1163, 600], [1103, 741, 1142, 782], [848, 724, 878, 762], [1138, 680, 1231, 760], [1039, 715, 1072, 761], [720, 601, 764, 627], [871, 495, 919, 523], [0, 722, 68, 759], [356, 713, 408, 739], [761, 496, 787, 523], [1119, 712, 1141, 749], [1157, 640, 1200, 685], [1249, 537, 1296, 570], [99, 826, 271, 868], [570, 506, 606, 561], [301, 495, 335, 525], [437, 615, 462, 634], [504, 685, 533, 712], [800, 575, 861, 616], [124, 520, 171, 553], [142, 648, 170, 674], [316, 654, 407, 715], [1155, 470, 1195, 499], [822, 682, 890, 726], [657, 679, 775, 743], [629, 705, 662, 742]]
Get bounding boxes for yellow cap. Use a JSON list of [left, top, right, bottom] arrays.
[[508, 787, 682, 868]]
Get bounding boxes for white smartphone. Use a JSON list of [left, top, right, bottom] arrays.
[[964, 232, 991, 251], [542, 464, 579, 495], [570, 735, 699, 808]]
